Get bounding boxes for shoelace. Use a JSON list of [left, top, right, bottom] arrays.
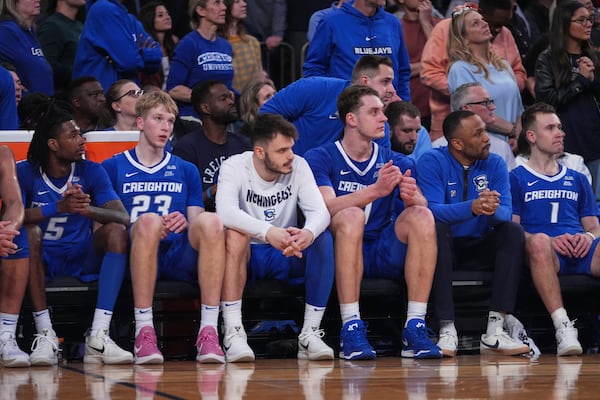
[[197, 330, 219, 347], [225, 327, 246, 343], [31, 332, 57, 352], [299, 328, 325, 342], [139, 329, 157, 347], [0, 333, 19, 353]]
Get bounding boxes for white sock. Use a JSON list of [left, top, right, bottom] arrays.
[[340, 302, 360, 326], [91, 308, 112, 336], [0, 312, 19, 336], [302, 303, 326, 333], [199, 304, 220, 331], [486, 311, 505, 335], [221, 300, 243, 331], [551, 307, 570, 330], [134, 307, 154, 337], [405, 301, 427, 327], [32, 309, 53, 333], [439, 320, 457, 335]]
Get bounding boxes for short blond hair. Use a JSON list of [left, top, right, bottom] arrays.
[[135, 90, 178, 119]]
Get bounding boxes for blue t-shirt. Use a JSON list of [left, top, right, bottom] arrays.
[[166, 31, 234, 117]]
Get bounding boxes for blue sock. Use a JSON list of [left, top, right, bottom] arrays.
[[96, 252, 127, 311], [304, 231, 334, 307]]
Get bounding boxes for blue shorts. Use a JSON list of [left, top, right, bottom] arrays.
[[43, 234, 101, 282], [557, 237, 600, 275], [2, 227, 29, 260], [157, 231, 199, 282], [248, 244, 306, 286], [363, 222, 408, 280]]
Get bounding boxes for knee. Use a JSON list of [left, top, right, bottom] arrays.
[[103, 222, 128, 253], [189, 212, 224, 239], [25, 224, 42, 250], [525, 233, 553, 265], [401, 205, 435, 232], [225, 229, 250, 256], [131, 213, 162, 242], [500, 221, 525, 244], [330, 207, 364, 240]]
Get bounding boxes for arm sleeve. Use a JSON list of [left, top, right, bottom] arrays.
[[447, 61, 477, 93], [271, 0, 287, 37], [260, 79, 316, 120], [417, 152, 475, 224], [215, 158, 273, 241], [487, 157, 512, 223], [302, 18, 332, 78], [420, 20, 451, 95], [395, 23, 412, 101], [166, 38, 193, 90], [296, 157, 330, 238], [534, 51, 589, 107]]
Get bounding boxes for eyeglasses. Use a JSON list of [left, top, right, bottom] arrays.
[[115, 89, 144, 101], [451, 3, 478, 18], [571, 17, 594, 26], [465, 98, 494, 108]]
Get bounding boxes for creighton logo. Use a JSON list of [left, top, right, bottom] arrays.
[[264, 208, 276, 221], [473, 174, 488, 192]]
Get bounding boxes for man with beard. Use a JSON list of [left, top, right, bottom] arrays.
[[216, 113, 335, 362], [173, 80, 251, 212], [418, 110, 529, 357], [66, 76, 106, 133], [385, 100, 431, 160]]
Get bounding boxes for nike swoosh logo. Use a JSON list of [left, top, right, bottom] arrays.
[[340, 170, 351, 175], [447, 181, 457, 186], [37, 190, 49, 195], [126, 172, 139, 177], [527, 180, 539, 186], [89, 345, 105, 353], [328, 114, 338, 120], [139, 309, 150, 314], [134, 344, 143, 354], [223, 303, 238, 307], [480, 339, 500, 349]]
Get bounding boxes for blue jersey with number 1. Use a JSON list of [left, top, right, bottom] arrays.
[[510, 164, 597, 236], [102, 149, 204, 225]]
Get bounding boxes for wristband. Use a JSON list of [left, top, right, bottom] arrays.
[[585, 231, 596, 241], [206, 188, 212, 200], [41, 202, 58, 218]]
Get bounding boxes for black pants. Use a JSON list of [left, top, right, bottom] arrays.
[[432, 221, 525, 321]]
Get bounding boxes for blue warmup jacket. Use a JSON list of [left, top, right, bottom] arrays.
[[417, 147, 512, 238], [260, 76, 390, 156], [303, 1, 411, 101], [73, 0, 161, 91]]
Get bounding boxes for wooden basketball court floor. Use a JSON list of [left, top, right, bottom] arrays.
[[3, 354, 600, 399]]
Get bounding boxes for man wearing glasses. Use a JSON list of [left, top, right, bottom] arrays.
[[450, 82, 517, 170]]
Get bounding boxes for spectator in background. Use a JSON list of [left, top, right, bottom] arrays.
[[0, 66, 18, 129], [138, 1, 179, 90], [218, 0, 263, 93], [98, 79, 144, 131], [17, 93, 51, 130], [523, 0, 552, 41], [173, 80, 251, 213], [241, 0, 286, 87], [38, 0, 85, 92], [447, 5, 524, 149], [421, 1, 526, 146], [167, 0, 234, 119], [66, 76, 106, 133], [396, 0, 442, 131], [0, 63, 23, 107], [0, 0, 54, 95], [306, 0, 349, 43], [304, 0, 411, 101], [535, 1, 600, 203], [239, 78, 276, 127], [72, 0, 161, 94]]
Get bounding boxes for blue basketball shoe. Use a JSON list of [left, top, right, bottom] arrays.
[[339, 320, 376, 360], [401, 319, 443, 359]]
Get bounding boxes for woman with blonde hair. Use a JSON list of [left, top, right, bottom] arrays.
[[167, 0, 234, 118], [239, 78, 275, 127], [447, 6, 523, 144]]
